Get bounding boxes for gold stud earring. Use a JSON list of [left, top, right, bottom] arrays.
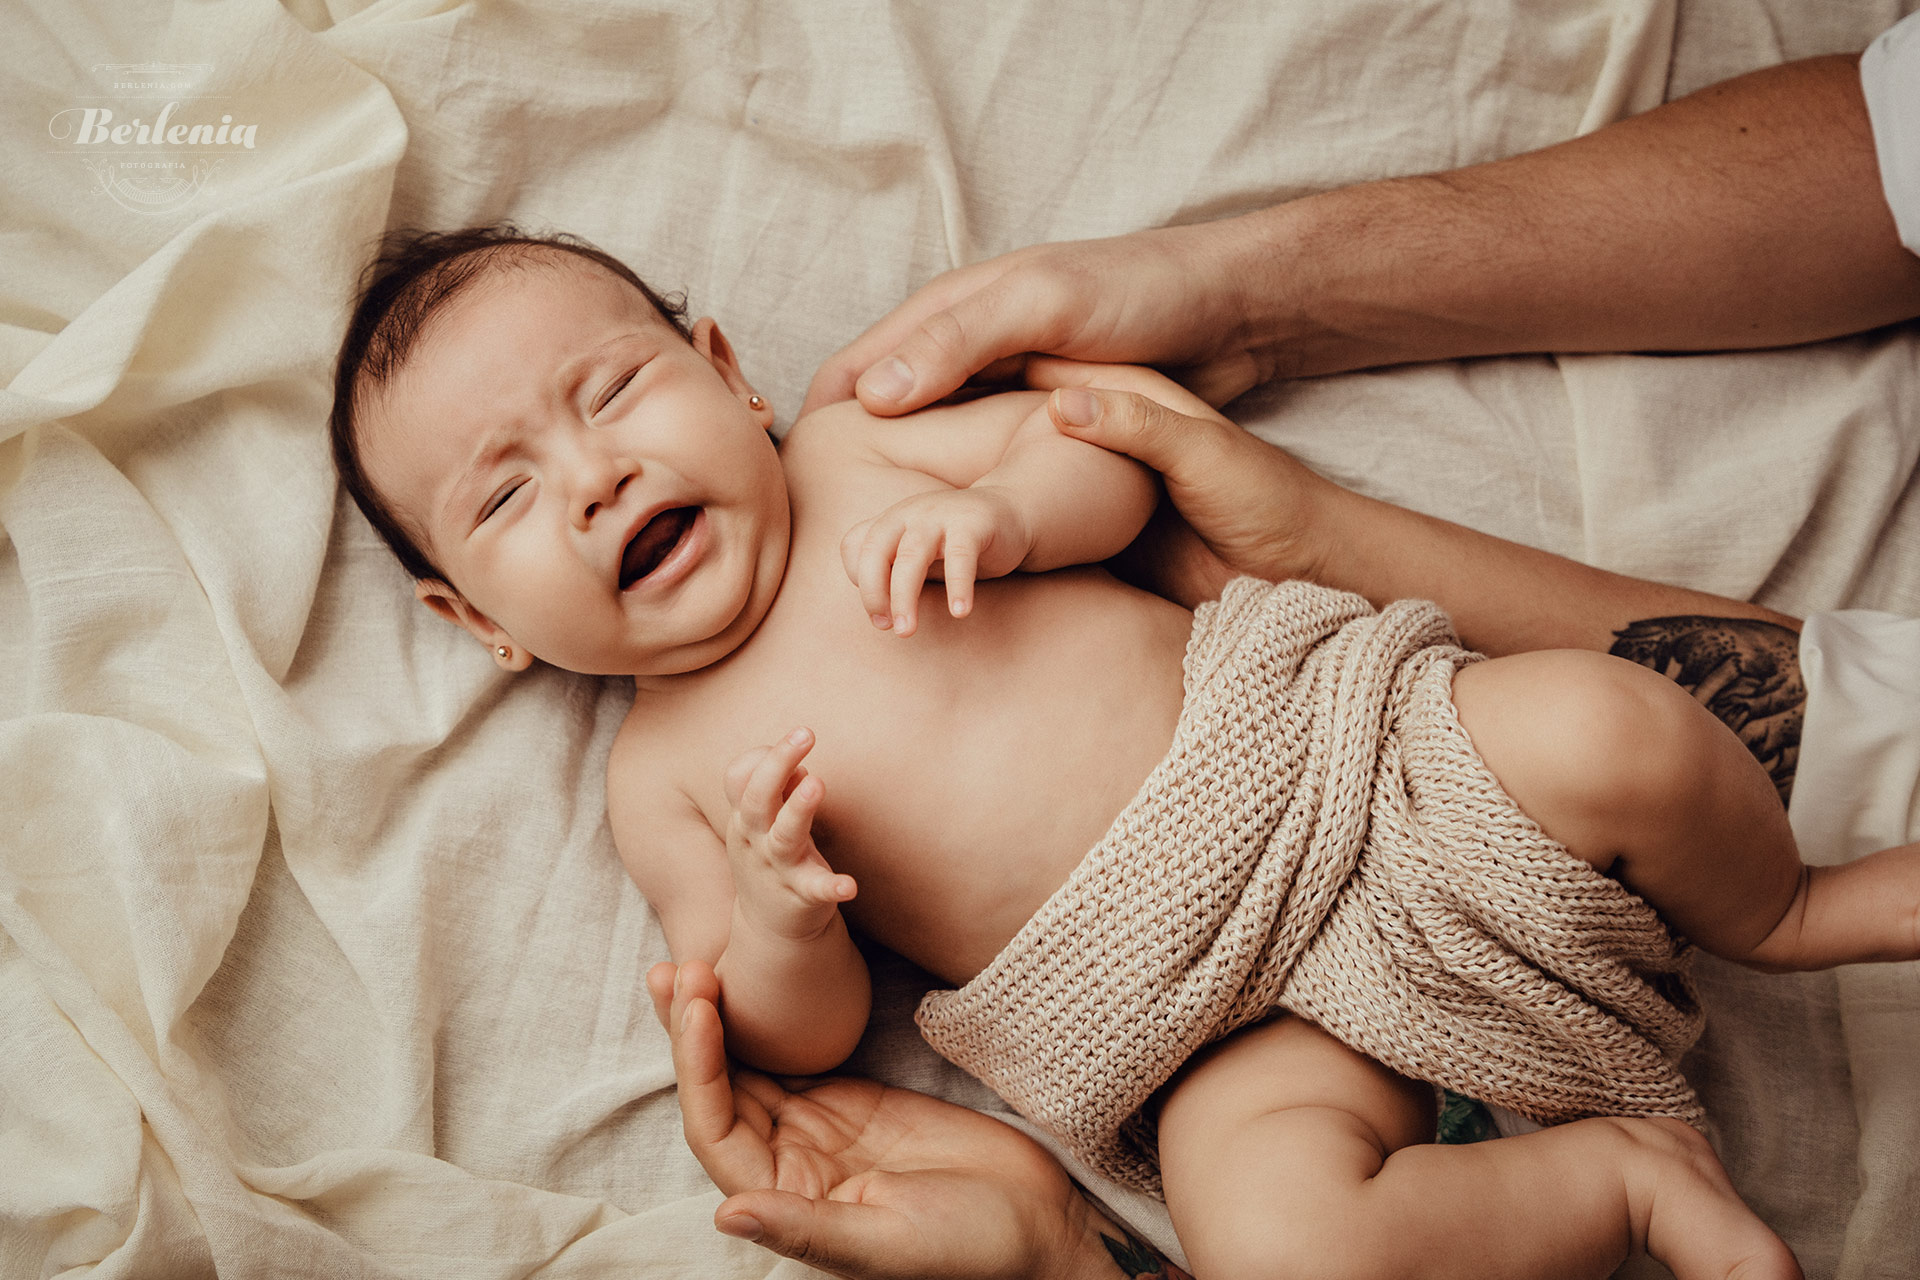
[[496, 645, 512, 661], [748, 395, 766, 411]]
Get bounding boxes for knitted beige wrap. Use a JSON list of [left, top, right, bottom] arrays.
[[917, 577, 1705, 1196]]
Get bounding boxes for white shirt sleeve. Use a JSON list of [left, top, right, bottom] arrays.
[[1790, 610, 1920, 862], [1862, 12, 1920, 256]]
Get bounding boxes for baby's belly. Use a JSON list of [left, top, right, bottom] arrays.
[[805, 570, 1193, 985]]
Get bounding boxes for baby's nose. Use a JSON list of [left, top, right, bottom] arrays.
[[573, 456, 640, 528]]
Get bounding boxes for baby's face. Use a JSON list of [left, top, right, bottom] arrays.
[[359, 255, 790, 676]]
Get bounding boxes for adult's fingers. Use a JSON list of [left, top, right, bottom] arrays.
[[1049, 384, 1329, 593], [1023, 354, 1224, 423], [818, 259, 1076, 418], [1179, 348, 1267, 409], [801, 260, 1011, 414], [1046, 386, 1247, 493], [671, 973, 778, 1193], [854, 282, 1053, 416], [716, 1190, 926, 1280]]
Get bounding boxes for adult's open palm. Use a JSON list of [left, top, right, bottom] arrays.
[[658, 962, 1091, 1280]]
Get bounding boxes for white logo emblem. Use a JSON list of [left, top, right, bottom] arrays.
[[48, 63, 261, 215]]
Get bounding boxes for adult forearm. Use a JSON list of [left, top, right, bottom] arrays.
[[1231, 55, 1920, 377], [1057, 1201, 1193, 1280], [1053, 384, 1810, 802], [1302, 483, 1794, 656], [1302, 483, 1806, 801]]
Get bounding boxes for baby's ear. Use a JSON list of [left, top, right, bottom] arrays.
[[692, 317, 760, 401], [690, 316, 730, 366], [692, 318, 775, 433], [416, 579, 506, 647]]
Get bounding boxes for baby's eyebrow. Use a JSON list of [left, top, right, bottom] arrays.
[[440, 428, 517, 528]]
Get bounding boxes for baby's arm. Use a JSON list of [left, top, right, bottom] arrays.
[[611, 730, 871, 1075], [838, 387, 1161, 634]]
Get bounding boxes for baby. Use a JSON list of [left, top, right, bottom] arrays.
[[331, 226, 1920, 1280]]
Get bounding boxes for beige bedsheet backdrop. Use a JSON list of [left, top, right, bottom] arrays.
[[3, 0, 1916, 1276]]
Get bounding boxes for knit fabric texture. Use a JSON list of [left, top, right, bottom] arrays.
[[916, 577, 1706, 1196]]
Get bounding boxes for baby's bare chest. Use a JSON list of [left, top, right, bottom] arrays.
[[647, 547, 1193, 981]]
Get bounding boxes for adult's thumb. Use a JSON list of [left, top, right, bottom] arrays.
[[1048, 387, 1231, 486], [716, 1190, 918, 1280]]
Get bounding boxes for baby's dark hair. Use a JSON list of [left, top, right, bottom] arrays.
[[330, 224, 692, 584]]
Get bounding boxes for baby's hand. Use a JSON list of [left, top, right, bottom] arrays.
[[841, 486, 1031, 636], [723, 728, 856, 940]]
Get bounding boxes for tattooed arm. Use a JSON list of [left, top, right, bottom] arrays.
[[1295, 480, 1811, 801], [1609, 616, 1804, 803], [1310, 505, 1811, 801], [1090, 1226, 1194, 1280]]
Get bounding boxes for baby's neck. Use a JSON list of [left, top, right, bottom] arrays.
[[629, 543, 794, 694]]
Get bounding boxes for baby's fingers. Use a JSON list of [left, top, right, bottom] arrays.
[[852, 521, 905, 629], [788, 860, 857, 907], [647, 961, 677, 1030], [840, 518, 881, 619], [766, 772, 826, 862], [887, 527, 941, 636], [941, 538, 979, 619], [730, 728, 815, 827], [765, 778, 854, 904], [723, 745, 769, 809]]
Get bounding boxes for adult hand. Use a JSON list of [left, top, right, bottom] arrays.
[[1027, 364, 1811, 677], [1024, 360, 1338, 607], [808, 56, 1920, 424], [801, 220, 1266, 419], [653, 961, 1109, 1280]]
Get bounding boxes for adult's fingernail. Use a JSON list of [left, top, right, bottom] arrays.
[[672, 967, 683, 996], [1053, 388, 1100, 427], [860, 357, 914, 403], [718, 1214, 765, 1242]]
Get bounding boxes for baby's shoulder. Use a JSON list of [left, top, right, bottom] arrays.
[[606, 693, 704, 820], [609, 688, 702, 777], [605, 694, 739, 884], [781, 390, 1048, 487], [778, 397, 877, 465]]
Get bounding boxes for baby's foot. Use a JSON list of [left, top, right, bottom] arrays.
[[1619, 1118, 1801, 1280]]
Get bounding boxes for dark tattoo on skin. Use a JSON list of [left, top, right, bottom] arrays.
[[1101, 1230, 1195, 1280], [1608, 615, 1804, 805]]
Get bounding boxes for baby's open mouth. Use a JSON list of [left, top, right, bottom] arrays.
[[620, 507, 697, 588]]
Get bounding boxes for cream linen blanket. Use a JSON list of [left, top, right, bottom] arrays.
[[3, 1, 1917, 1277]]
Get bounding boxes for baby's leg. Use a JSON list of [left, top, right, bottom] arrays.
[[1451, 650, 1920, 971], [1157, 1014, 1798, 1280]]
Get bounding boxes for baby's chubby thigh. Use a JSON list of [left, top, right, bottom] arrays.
[[1446, 649, 1801, 957], [1156, 1014, 1436, 1280], [1446, 649, 1704, 871]]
